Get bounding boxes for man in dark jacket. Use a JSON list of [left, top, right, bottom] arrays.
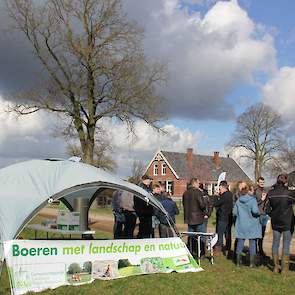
[[267, 174, 295, 273], [199, 183, 213, 233], [183, 178, 206, 255], [213, 180, 233, 255], [254, 176, 268, 257], [134, 175, 153, 238]]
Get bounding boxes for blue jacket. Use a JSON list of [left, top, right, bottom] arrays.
[[161, 198, 179, 223], [233, 194, 262, 239], [155, 198, 179, 225]]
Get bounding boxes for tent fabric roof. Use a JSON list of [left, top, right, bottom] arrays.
[[0, 159, 160, 242]]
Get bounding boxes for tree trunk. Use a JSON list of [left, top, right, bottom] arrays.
[[83, 128, 95, 165], [255, 157, 262, 180]]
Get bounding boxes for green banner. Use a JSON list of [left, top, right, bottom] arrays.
[[4, 238, 202, 294]]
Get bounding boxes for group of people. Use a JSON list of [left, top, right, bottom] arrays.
[[112, 175, 179, 239], [112, 172, 295, 273], [183, 174, 295, 273]]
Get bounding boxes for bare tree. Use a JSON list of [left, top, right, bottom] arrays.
[[265, 140, 295, 177], [5, 0, 166, 165], [67, 127, 117, 171], [128, 159, 145, 184], [229, 103, 284, 180]]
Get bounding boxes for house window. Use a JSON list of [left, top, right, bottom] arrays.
[[154, 163, 159, 176], [207, 183, 213, 196], [212, 183, 218, 195], [166, 180, 174, 194], [162, 162, 167, 175]]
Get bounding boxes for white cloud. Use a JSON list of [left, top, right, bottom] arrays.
[[100, 119, 202, 176], [182, 0, 215, 5], [0, 0, 277, 121], [111, 120, 201, 152], [124, 0, 277, 120], [0, 0, 280, 176], [0, 96, 66, 163], [263, 67, 295, 122]]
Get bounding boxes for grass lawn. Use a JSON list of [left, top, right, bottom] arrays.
[[1, 255, 295, 295]]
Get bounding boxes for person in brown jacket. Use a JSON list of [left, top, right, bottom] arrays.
[[183, 178, 206, 256]]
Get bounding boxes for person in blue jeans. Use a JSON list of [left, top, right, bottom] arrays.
[[233, 183, 261, 267], [266, 174, 295, 273]]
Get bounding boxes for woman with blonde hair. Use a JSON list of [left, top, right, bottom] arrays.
[[233, 182, 261, 267]]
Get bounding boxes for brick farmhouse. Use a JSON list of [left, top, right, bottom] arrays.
[[145, 148, 251, 197]]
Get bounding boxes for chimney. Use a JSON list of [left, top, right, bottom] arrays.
[[213, 151, 221, 169], [186, 148, 193, 171]]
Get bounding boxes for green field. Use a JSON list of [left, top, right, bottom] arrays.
[[1, 256, 295, 295]]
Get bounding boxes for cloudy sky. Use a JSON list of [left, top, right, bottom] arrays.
[[0, 0, 294, 177]]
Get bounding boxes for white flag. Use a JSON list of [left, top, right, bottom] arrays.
[[217, 172, 226, 187]]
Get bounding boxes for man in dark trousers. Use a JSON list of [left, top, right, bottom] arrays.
[[213, 180, 234, 256], [255, 176, 268, 258], [134, 175, 153, 238], [112, 190, 124, 239], [120, 190, 137, 239], [183, 178, 206, 256]]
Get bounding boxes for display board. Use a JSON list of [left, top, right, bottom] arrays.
[[4, 237, 202, 295]]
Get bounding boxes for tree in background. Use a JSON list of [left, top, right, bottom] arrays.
[[128, 159, 146, 184], [265, 140, 295, 177], [118, 259, 131, 269], [229, 103, 284, 180], [66, 125, 117, 171], [68, 263, 81, 274], [6, 0, 166, 165], [83, 261, 92, 274]]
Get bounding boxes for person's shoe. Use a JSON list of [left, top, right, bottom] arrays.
[[236, 253, 242, 267], [272, 254, 280, 273], [259, 251, 267, 258], [249, 255, 256, 268], [281, 255, 289, 274], [258, 254, 265, 266]]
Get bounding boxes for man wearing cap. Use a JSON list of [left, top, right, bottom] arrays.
[[139, 175, 153, 193], [134, 175, 154, 238]]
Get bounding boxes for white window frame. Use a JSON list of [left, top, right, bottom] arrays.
[[162, 162, 167, 175], [153, 163, 159, 176], [207, 183, 213, 196], [166, 180, 173, 194]]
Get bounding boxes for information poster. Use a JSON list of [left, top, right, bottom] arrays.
[[4, 238, 202, 295]]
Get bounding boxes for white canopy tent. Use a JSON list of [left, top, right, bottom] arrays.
[[0, 159, 174, 264]]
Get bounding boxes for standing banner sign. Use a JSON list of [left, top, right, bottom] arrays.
[[4, 238, 202, 295], [217, 172, 226, 187]]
